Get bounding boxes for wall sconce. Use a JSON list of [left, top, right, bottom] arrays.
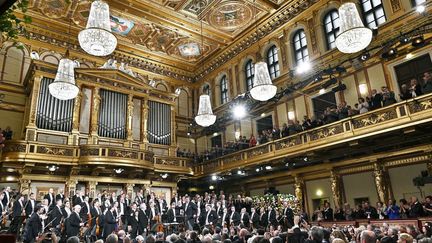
[[359, 84, 368, 96]]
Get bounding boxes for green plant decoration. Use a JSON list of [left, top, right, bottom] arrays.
[[0, 0, 32, 43]]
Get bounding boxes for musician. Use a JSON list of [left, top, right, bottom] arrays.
[[171, 193, 179, 206], [73, 191, 84, 206], [148, 201, 159, 228], [25, 193, 36, 218], [80, 196, 91, 220], [49, 199, 64, 232], [62, 200, 72, 218], [323, 201, 334, 221], [8, 193, 24, 236], [55, 189, 65, 203], [229, 206, 240, 226], [166, 202, 178, 223], [259, 207, 268, 228], [0, 193, 6, 228], [267, 206, 277, 227], [157, 196, 167, 216], [23, 205, 44, 243], [128, 203, 139, 239], [2, 187, 11, 207], [183, 196, 197, 230], [44, 188, 55, 207], [41, 199, 49, 215], [90, 199, 102, 240], [65, 205, 83, 238], [239, 207, 250, 227], [220, 207, 229, 227], [215, 201, 223, 219], [282, 201, 294, 228], [103, 205, 116, 240], [249, 207, 259, 229], [203, 204, 217, 227], [138, 203, 149, 236], [135, 190, 144, 205]]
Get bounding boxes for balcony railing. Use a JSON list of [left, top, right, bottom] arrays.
[[1, 141, 193, 175], [194, 93, 432, 176]]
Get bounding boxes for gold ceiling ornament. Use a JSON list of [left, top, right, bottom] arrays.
[[208, 0, 254, 32]]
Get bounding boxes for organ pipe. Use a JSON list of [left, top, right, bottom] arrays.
[[36, 78, 74, 132], [98, 89, 127, 139]]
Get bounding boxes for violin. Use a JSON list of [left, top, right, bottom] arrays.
[[95, 216, 100, 236], [155, 214, 164, 232]]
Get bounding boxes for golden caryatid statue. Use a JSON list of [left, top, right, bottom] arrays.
[[294, 176, 304, 208], [373, 163, 387, 203], [330, 170, 342, 209]]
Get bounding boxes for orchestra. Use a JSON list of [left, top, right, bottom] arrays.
[[0, 188, 297, 243]]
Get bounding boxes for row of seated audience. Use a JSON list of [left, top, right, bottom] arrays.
[[178, 72, 432, 163]]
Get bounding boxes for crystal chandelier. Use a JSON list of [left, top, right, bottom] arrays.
[[335, 2, 372, 54], [78, 0, 117, 56], [250, 61, 277, 101], [49, 51, 79, 100], [195, 94, 216, 127]]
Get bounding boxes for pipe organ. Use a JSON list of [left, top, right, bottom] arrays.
[[25, 62, 178, 157], [36, 78, 74, 132], [98, 89, 128, 139], [148, 100, 171, 145]]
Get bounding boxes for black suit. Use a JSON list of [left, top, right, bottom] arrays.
[[202, 210, 217, 226], [2, 191, 10, 207], [229, 211, 240, 226], [148, 207, 159, 227], [25, 199, 36, 218], [103, 210, 116, 239], [23, 213, 42, 243], [80, 201, 91, 219], [90, 206, 101, 229], [219, 212, 229, 227], [44, 193, 55, 206], [250, 212, 259, 228], [183, 202, 197, 230], [66, 212, 82, 237], [9, 199, 24, 234], [370, 93, 382, 110], [409, 202, 424, 218], [138, 209, 149, 235], [49, 205, 64, 229], [73, 196, 84, 207], [267, 210, 277, 226], [283, 207, 294, 228], [240, 212, 250, 227], [128, 209, 139, 239], [166, 208, 178, 223], [323, 208, 334, 221], [259, 213, 268, 228]]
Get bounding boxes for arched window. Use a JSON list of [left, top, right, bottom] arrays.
[[293, 29, 309, 65], [245, 60, 254, 91], [324, 10, 340, 50], [220, 75, 228, 104], [412, 0, 426, 7], [266, 45, 280, 79], [360, 0, 386, 29]]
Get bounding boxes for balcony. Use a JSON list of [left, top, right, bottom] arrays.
[[1, 141, 193, 175], [194, 93, 432, 177]]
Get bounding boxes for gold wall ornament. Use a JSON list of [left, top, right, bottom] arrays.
[[126, 94, 134, 142], [72, 85, 83, 131], [90, 87, 101, 143], [87, 181, 98, 199], [330, 170, 342, 209], [390, 0, 402, 13], [28, 76, 43, 128], [294, 176, 304, 208], [65, 179, 78, 198], [19, 178, 31, 195], [373, 163, 388, 203]]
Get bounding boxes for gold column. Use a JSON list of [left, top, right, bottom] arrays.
[[87, 181, 98, 199], [70, 84, 82, 145], [26, 75, 43, 141], [89, 87, 101, 144], [65, 179, 78, 199], [19, 178, 31, 195], [140, 98, 149, 149], [373, 163, 388, 203], [330, 170, 342, 209], [294, 176, 304, 209], [125, 94, 134, 146]]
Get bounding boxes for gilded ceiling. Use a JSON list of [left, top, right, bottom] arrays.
[[26, 0, 274, 64]]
